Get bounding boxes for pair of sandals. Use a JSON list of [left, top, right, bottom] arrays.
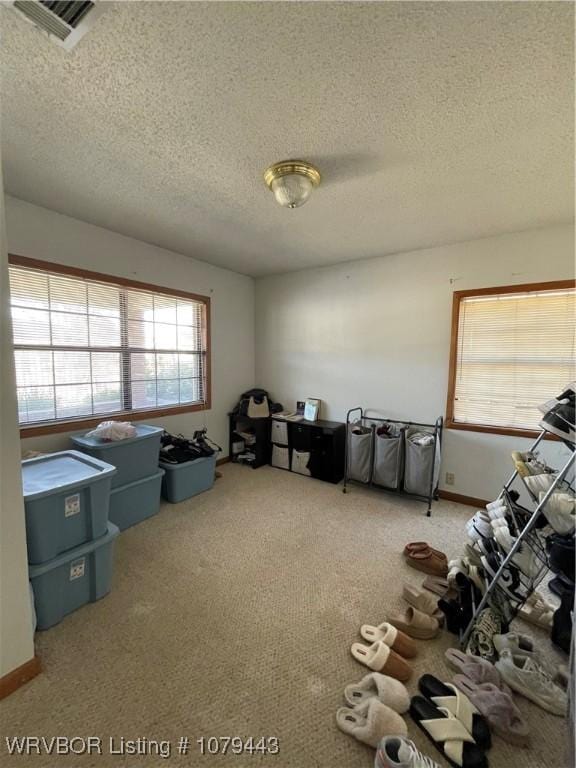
[[446, 648, 529, 746], [410, 674, 491, 768], [351, 622, 416, 682], [335, 672, 409, 748]]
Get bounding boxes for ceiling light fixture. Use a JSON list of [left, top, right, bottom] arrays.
[[264, 160, 321, 209]]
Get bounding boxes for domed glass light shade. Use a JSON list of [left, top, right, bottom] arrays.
[[264, 161, 321, 209]]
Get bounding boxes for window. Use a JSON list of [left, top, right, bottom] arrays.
[[447, 281, 575, 436], [8, 256, 210, 435]]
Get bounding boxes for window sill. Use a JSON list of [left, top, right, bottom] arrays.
[[445, 419, 560, 441], [19, 402, 210, 438]]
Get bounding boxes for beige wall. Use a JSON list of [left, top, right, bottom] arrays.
[[0, 180, 35, 676], [5, 196, 256, 457], [255, 224, 575, 501]]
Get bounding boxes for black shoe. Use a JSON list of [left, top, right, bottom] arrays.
[[552, 588, 574, 654], [547, 533, 576, 581], [549, 573, 575, 600], [540, 402, 575, 443]]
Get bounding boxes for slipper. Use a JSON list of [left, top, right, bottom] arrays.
[[344, 672, 410, 712], [336, 698, 407, 748], [518, 593, 554, 629], [359, 622, 418, 658], [402, 585, 442, 620], [410, 696, 487, 768], [418, 675, 491, 751], [351, 640, 413, 681], [453, 677, 530, 747], [404, 542, 448, 561], [445, 649, 511, 695], [406, 548, 449, 577], [389, 606, 440, 640]]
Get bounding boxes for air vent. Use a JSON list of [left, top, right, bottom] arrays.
[[8, 0, 105, 50]]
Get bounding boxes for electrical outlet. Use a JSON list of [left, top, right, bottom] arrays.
[[445, 472, 455, 486]]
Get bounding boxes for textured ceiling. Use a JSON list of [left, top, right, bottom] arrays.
[[1, 2, 573, 277]]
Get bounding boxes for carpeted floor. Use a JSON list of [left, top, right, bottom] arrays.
[[1, 464, 570, 767]]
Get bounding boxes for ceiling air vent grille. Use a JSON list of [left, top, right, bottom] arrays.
[[9, 0, 104, 50]]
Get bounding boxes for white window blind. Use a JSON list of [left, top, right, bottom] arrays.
[[9, 264, 209, 426], [452, 286, 576, 430]]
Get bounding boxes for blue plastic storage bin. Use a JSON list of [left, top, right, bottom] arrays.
[[159, 454, 216, 503], [71, 424, 163, 488], [109, 469, 165, 531], [22, 451, 117, 565], [29, 522, 119, 630]]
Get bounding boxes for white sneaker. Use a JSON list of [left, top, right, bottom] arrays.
[[486, 498, 505, 511], [541, 491, 576, 535], [493, 528, 542, 579], [495, 650, 567, 716], [376, 736, 440, 768], [488, 505, 508, 520], [524, 473, 558, 497], [493, 632, 538, 659]]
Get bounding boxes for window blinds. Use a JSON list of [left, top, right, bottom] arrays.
[[9, 265, 208, 426], [453, 287, 576, 430]]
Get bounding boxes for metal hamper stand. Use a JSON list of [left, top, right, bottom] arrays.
[[343, 407, 443, 517]]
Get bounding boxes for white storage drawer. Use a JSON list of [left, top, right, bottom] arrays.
[[272, 444, 290, 470], [271, 419, 289, 445]]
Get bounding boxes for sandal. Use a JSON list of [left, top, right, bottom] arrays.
[[453, 677, 529, 747], [359, 622, 417, 658], [409, 696, 487, 768], [350, 640, 413, 681], [418, 674, 491, 751], [445, 649, 511, 695], [389, 606, 440, 640], [402, 584, 443, 621], [343, 672, 410, 711], [518, 592, 554, 629], [422, 576, 457, 599], [336, 698, 407, 747]]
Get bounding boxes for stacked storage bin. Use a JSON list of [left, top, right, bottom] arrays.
[[270, 417, 290, 471], [22, 451, 119, 630], [160, 453, 217, 503], [72, 425, 164, 531]]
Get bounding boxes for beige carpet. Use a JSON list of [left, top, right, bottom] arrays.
[[1, 464, 570, 767]]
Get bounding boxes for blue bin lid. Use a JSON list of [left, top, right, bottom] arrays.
[[22, 450, 117, 500], [71, 424, 164, 449], [29, 522, 120, 578]]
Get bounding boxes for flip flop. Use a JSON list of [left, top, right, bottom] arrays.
[[518, 593, 554, 629], [453, 677, 529, 747], [359, 622, 418, 658], [409, 696, 487, 768], [418, 675, 491, 751], [402, 585, 441, 618], [389, 607, 440, 640], [351, 640, 413, 681], [445, 649, 511, 695], [344, 672, 410, 712], [422, 576, 456, 599], [336, 698, 407, 748]]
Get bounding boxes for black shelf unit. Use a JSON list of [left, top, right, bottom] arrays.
[[228, 413, 271, 469], [273, 418, 346, 484]]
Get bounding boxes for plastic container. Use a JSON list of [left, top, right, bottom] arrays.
[[160, 455, 216, 503], [109, 469, 165, 530], [71, 424, 163, 488], [22, 451, 117, 565], [29, 522, 119, 630]]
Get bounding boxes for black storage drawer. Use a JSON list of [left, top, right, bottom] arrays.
[[291, 424, 312, 451]]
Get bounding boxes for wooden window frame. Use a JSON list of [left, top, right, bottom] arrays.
[[9, 254, 212, 438], [446, 279, 576, 439]]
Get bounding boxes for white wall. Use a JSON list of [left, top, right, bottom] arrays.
[[256, 225, 575, 500], [0, 183, 35, 675], [5, 197, 255, 457]]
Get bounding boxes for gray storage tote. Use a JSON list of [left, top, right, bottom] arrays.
[[22, 451, 116, 565], [347, 424, 372, 483], [160, 455, 216, 504], [109, 469, 165, 529], [404, 430, 441, 497], [29, 522, 119, 630], [71, 424, 163, 488], [372, 429, 405, 490]]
